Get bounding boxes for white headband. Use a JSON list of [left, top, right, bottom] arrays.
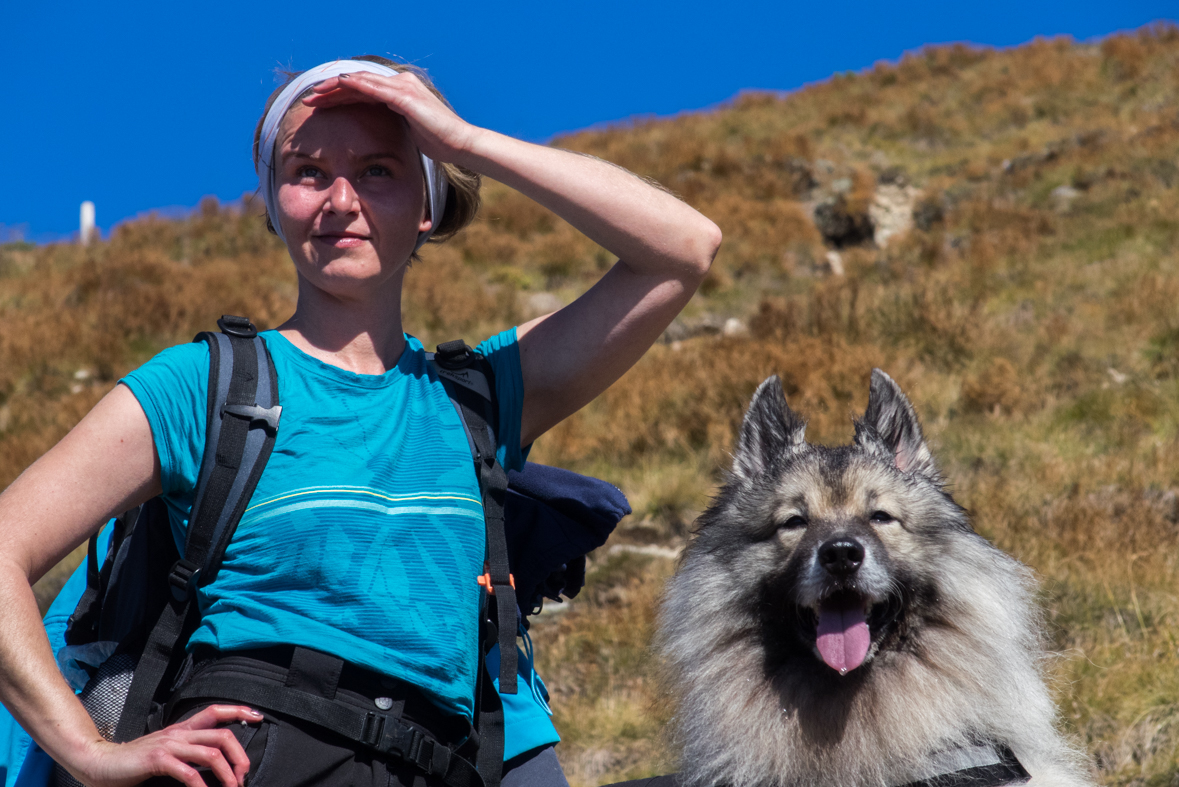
[[256, 60, 449, 253]]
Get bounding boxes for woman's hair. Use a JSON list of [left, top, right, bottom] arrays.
[[252, 55, 481, 245]]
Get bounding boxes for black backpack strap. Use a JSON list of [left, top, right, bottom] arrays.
[[428, 341, 517, 696], [113, 315, 281, 741], [63, 510, 130, 646], [184, 315, 282, 586], [428, 340, 514, 787], [472, 649, 505, 787]]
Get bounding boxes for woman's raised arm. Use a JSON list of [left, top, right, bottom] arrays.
[[304, 71, 722, 445], [0, 385, 256, 787], [456, 133, 721, 444]]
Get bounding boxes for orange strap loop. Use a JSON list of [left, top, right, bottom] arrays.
[[477, 569, 515, 595]]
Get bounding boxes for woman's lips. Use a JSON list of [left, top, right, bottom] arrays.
[[314, 233, 370, 248]]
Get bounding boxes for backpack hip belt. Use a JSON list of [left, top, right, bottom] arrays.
[[164, 646, 482, 787]]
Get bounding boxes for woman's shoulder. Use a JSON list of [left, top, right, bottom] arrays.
[[475, 326, 519, 358], [122, 340, 211, 390]]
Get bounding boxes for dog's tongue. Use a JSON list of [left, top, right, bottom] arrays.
[[816, 599, 870, 675]]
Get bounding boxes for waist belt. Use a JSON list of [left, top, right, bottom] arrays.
[[165, 646, 483, 787]]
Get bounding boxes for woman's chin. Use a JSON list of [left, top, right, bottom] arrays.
[[295, 256, 407, 301]]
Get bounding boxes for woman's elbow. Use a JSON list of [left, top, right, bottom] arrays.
[[686, 219, 723, 279]]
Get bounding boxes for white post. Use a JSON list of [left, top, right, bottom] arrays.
[[80, 201, 96, 246]]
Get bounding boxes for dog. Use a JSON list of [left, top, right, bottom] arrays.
[[657, 370, 1092, 787]]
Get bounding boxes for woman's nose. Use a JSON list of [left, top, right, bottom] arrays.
[[326, 177, 360, 215]]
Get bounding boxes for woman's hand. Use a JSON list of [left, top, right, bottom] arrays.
[[67, 705, 260, 787], [303, 72, 481, 164]]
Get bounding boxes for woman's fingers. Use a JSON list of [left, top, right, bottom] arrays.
[[172, 705, 258, 783], [155, 759, 206, 787], [163, 742, 239, 787], [301, 72, 476, 162], [305, 77, 385, 106], [176, 703, 263, 731], [184, 727, 254, 783]]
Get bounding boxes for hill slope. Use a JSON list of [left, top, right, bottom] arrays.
[[2, 24, 1178, 785]]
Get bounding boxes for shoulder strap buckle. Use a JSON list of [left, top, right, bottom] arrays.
[[221, 402, 283, 434], [168, 559, 200, 602], [217, 315, 258, 339]]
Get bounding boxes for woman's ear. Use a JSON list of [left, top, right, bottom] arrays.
[[419, 186, 433, 234]]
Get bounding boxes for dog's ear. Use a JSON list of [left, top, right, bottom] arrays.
[[733, 376, 807, 481], [856, 369, 940, 482]]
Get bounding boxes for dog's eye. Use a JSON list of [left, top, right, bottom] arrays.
[[781, 515, 808, 529], [869, 510, 895, 523]]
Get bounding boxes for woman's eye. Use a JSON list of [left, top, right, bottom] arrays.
[[295, 166, 323, 179], [869, 510, 895, 523], [364, 164, 391, 177], [782, 515, 807, 529]]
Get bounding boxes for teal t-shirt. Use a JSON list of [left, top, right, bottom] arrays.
[[121, 328, 556, 758]]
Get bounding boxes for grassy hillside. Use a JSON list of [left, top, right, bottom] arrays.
[[3, 23, 1179, 785]]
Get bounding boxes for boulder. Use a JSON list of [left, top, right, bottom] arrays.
[[813, 196, 874, 248]]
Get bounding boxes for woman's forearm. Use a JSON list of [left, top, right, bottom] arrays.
[[0, 562, 107, 771], [0, 385, 160, 776], [456, 129, 721, 281]]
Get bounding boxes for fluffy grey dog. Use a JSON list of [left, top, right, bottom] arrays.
[[658, 370, 1092, 787]]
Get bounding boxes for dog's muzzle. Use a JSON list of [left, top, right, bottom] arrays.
[[808, 536, 894, 676]]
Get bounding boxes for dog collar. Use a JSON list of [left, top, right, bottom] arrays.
[[894, 741, 1029, 787]]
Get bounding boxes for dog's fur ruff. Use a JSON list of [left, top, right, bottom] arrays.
[[658, 370, 1092, 787]]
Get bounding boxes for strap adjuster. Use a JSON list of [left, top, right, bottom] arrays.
[[434, 340, 474, 370], [217, 315, 258, 338], [361, 712, 385, 748], [477, 567, 515, 595], [222, 403, 282, 434], [168, 559, 200, 601]]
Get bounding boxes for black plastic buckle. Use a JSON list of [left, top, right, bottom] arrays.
[[414, 737, 436, 773], [361, 712, 386, 748], [217, 315, 258, 339], [222, 403, 282, 434], [434, 340, 473, 370], [168, 559, 200, 602], [363, 709, 444, 776], [378, 722, 417, 760]]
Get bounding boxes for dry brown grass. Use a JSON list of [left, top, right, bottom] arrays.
[[3, 23, 1179, 785]]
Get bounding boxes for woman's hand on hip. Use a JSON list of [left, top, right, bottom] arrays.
[[69, 705, 260, 787], [304, 72, 481, 163]]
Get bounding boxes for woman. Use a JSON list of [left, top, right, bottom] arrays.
[[0, 57, 720, 787]]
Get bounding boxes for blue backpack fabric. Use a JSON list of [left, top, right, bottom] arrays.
[[505, 463, 630, 616]]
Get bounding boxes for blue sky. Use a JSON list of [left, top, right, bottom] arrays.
[[3, 1, 1173, 242]]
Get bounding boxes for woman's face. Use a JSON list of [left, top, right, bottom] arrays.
[[273, 100, 430, 298]]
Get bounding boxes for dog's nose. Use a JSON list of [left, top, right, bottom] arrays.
[[818, 538, 865, 577]]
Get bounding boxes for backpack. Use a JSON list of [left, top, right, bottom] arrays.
[[27, 317, 628, 787]]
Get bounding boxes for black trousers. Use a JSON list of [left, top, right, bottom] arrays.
[[185, 708, 440, 787], [168, 711, 568, 787], [156, 647, 568, 787]]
